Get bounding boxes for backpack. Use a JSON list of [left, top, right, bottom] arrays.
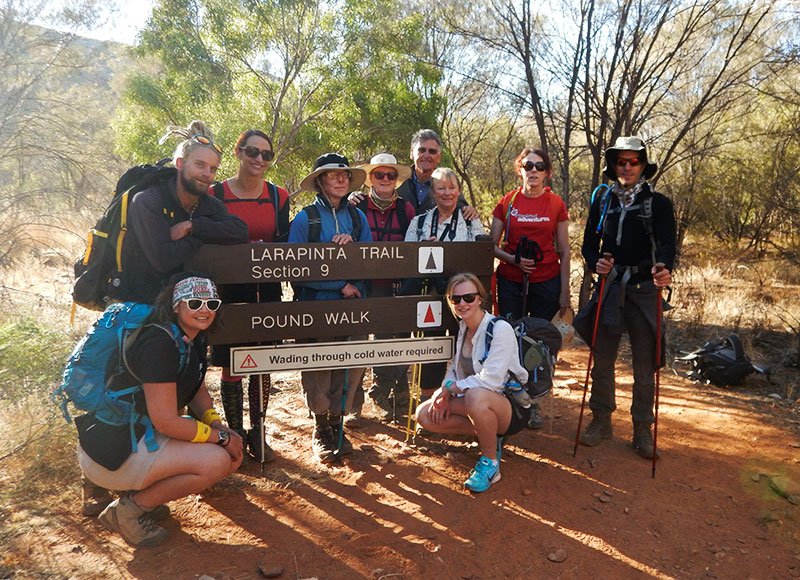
[[591, 183, 656, 265], [676, 334, 758, 387], [303, 203, 363, 242], [52, 302, 188, 452], [211, 181, 288, 242], [480, 316, 563, 405], [356, 197, 411, 241], [73, 160, 176, 312]]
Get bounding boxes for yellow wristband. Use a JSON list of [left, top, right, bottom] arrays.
[[200, 408, 221, 426], [191, 421, 211, 443]]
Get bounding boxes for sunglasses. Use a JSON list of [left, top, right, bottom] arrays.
[[616, 158, 642, 167], [240, 145, 275, 162], [191, 134, 223, 155], [416, 146, 440, 155], [371, 171, 398, 181], [449, 292, 479, 305], [521, 160, 547, 172], [325, 170, 352, 182], [182, 298, 222, 311]]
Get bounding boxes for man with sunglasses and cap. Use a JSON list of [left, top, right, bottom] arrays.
[[289, 153, 373, 463], [107, 120, 248, 305], [577, 136, 676, 460]]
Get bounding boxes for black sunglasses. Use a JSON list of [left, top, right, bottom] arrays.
[[240, 145, 275, 162], [449, 293, 479, 305], [183, 298, 222, 311], [521, 160, 547, 172], [416, 146, 440, 155], [371, 171, 398, 181]]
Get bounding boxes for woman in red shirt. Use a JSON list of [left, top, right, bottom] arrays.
[[490, 147, 571, 428], [209, 129, 290, 463]]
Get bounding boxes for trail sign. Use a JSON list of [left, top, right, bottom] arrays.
[[230, 336, 455, 374]]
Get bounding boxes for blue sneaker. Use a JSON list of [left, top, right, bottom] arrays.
[[464, 456, 501, 493]]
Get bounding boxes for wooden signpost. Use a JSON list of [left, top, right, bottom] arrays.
[[187, 241, 494, 371]]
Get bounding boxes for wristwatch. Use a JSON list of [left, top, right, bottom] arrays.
[[216, 430, 230, 447]]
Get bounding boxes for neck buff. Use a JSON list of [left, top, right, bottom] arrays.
[[611, 178, 645, 207], [172, 276, 219, 309], [370, 190, 397, 211]]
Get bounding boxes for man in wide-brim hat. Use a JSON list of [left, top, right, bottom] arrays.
[[289, 152, 372, 463], [576, 136, 676, 460]]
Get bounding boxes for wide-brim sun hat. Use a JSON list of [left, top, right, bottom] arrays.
[[603, 136, 658, 181], [299, 152, 366, 192], [358, 153, 412, 187]]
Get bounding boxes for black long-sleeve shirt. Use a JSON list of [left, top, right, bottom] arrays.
[[109, 176, 248, 303], [582, 183, 676, 285]]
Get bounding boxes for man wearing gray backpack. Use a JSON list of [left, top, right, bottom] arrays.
[[576, 137, 676, 460]]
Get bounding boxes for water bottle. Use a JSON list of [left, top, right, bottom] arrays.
[[506, 379, 533, 408]]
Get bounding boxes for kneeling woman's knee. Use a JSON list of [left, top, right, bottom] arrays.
[[415, 401, 433, 428]]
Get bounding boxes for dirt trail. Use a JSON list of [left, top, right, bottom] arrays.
[[6, 344, 800, 579]]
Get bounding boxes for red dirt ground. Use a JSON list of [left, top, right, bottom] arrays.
[[4, 343, 800, 579]]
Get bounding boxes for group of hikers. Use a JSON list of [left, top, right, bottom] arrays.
[[70, 120, 675, 548]]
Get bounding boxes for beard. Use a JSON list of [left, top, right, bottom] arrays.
[[179, 171, 207, 197]]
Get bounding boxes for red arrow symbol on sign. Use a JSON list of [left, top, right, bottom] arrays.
[[424, 305, 436, 324]]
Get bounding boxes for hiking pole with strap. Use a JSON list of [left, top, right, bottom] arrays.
[[516, 237, 544, 317], [252, 373, 271, 474], [573, 252, 613, 457], [652, 262, 665, 478], [334, 367, 351, 462]]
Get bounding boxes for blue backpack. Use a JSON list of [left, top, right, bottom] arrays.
[[53, 302, 188, 452]]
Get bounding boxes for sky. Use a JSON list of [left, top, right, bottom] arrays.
[[37, 1, 155, 46]]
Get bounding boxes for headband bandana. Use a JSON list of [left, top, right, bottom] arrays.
[[172, 276, 219, 309]]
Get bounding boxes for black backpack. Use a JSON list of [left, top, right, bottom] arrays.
[[303, 203, 363, 242], [73, 160, 176, 311], [481, 316, 563, 402], [677, 334, 757, 387]]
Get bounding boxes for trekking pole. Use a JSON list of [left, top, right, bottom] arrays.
[[573, 252, 613, 457], [253, 373, 271, 474], [405, 341, 423, 443], [334, 367, 351, 462], [652, 263, 665, 479]]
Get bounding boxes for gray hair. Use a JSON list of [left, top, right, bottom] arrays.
[[431, 167, 460, 191], [411, 129, 442, 149], [157, 120, 221, 164]]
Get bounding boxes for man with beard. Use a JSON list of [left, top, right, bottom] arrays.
[[106, 120, 248, 305]]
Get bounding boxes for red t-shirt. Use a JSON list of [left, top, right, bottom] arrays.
[[208, 181, 290, 242], [492, 187, 569, 283]]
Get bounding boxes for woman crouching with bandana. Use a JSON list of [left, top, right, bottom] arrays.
[[75, 273, 243, 548]]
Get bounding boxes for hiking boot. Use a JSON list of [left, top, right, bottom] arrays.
[[146, 504, 171, 521], [330, 417, 354, 455], [464, 456, 501, 493], [632, 421, 659, 459], [247, 426, 277, 463], [82, 477, 114, 517], [527, 403, 544, 430], [579, 412, 613, 446], [311, 422, 337, 464], [98, 494, 168, 548]]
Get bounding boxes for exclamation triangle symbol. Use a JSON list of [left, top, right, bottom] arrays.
[[241, 354, 258, 369], [425, 249, 437, 271], [424, 305, 436, 324]]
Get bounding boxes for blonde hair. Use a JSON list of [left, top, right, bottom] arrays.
[[431, 167, 461, 192], [157, 120, 220, 164], [445, 272, 488, 303]]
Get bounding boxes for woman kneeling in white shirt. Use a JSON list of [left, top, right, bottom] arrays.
[[416, 272, 530, 493]]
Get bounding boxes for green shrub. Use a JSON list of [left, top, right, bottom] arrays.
[[0, 318, 73, 403]]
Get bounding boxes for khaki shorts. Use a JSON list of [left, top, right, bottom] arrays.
[[78, 432, 171, 491]]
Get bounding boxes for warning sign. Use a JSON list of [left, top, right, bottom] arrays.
[[230, 336, 455, 374], [417, 301, 442, 328], [418, 246, 444, 273], [240, 354, 258, 369]]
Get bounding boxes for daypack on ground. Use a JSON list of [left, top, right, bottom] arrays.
[[676, 334, 760, 387], [481, 316, 563, 405], [73, 160, 176, 311], [53, 302, 187, 451]]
